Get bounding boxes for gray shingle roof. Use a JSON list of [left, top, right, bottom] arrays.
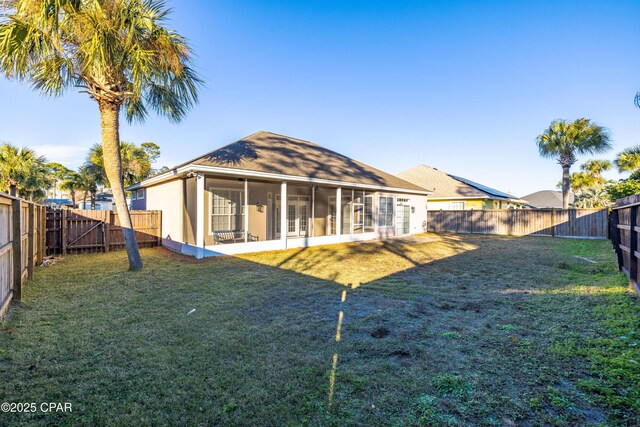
[[179, 131, 426, 191], [397, 165, 522, 201], [520, 190, 574, 208]]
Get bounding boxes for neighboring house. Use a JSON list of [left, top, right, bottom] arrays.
[[397, 165, 526, 210], [127, 131, 431, 257], [78, 192, 116, 210], [521, 190, 574, 209], [130, 188, 146, 210], [44, 198, 74, 208]]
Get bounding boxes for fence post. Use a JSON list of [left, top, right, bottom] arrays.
[[27, 203, 34, 280], [610, 209, 623, 272], [157, 210, 162, 246], [550, 209, 556, 237], [12, 199, 22, 301], [630, 206, 638, 291], [105, 211, 112, 252], [40, 206, 46, 260], [61, 209, 67, 255]]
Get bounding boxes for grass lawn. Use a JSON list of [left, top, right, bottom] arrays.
[[0, 234, 639, 426]]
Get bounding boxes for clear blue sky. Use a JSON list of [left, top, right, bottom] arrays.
[[1, 0, 638, 196]]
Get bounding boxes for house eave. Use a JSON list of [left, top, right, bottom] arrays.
[[127, 164, 433, 196]]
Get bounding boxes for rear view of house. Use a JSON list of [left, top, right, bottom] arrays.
[[128, 131, 431, 257], [397, 165, 525, 210]]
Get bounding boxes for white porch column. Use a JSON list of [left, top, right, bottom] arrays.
[[336, 187, 342, 236], [280, 181, 287, 246], [311, 185, 315, 237], [244, 179, 249, 242], [196, 174, 205, 257]]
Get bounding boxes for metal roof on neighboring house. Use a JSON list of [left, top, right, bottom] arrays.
[[130, 131, 429, 193], [520, 190, 575, 208], [397, 165, 524, 202]]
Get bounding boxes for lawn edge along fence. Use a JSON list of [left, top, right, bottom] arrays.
[[0, 194, 46, 319], [427, 208, 608, 239], [610, 194, 640, 296], [46, 208, 161, 255]]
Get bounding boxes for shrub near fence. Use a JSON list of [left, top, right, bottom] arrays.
[[0, 194, 46, 318], [427, 208, 609, 239]]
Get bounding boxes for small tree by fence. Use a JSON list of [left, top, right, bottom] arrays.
[[46, 208, 161, 255], [609, 194, 640, 296], [0, 194, 46, 318], [427, 208, 609, 239]]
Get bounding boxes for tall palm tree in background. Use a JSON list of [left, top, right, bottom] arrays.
[[21, 159, 53, 201], [0, 0, 201, 271], [615, 146, 640, 179], [0, 144, 47, 196], [536, 119, 612, 209], [76, 165, 104, 210], [60, 171, 83, 208]]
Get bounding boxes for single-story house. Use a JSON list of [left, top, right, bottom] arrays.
[[127, 131, 432, 257], [397, 165, 526, 210], [521, 190, 574, 209], [78, 192, 116, 210]]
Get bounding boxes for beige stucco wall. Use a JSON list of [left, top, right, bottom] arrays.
[[145, 179, 184, 242], [428, 199, 523, 210]]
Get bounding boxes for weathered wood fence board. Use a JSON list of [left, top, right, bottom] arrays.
[[46, 208, 161, 255], [0, 194, 46, 319], [610, 194, 640, 296], [427, 208, 608, 239]]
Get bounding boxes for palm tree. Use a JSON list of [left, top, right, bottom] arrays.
[[536, 119, 612, 209], [0, 0, 201, 270], [60, 171, 83, 208], [76, 165, 104, 210], [88, 142, 155, 188], [21, 159, 53, 201], [0, 144, 47, 196], [573, 185, 613, 209], [615, 146, 640, 179], [581, 159, 612, 179]]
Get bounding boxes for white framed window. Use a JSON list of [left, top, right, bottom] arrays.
[[210, 188, 245, 233], [449, 201, 465, 210], [136, 189, 144, 199], [378, 196, 394, 227], [364, 195, 374, 230], [130, 192, 137, 201]]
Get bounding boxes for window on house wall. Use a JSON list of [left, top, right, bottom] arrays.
[[136, 189, 144, 199], [130, 191, 136, 201], [210, 189, 244, 232], [364, 195, 374, 231], [378, 196, 394, 227], [450, 201, 465, 210]]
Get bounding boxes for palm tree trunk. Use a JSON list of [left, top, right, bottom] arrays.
[[71, 190, 76, 208], [99, 102, 143, 270], [91, 189, 96, 210], [562, 164, 571, 209]]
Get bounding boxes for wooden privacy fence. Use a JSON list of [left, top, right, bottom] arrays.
[[427, 208, 609, 239], [0, 194, 46, 318], [609, 194, 640, 296], [46, 208, 162, 255]]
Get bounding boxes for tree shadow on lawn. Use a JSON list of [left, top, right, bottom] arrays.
[[0, 235, 636, 426]]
